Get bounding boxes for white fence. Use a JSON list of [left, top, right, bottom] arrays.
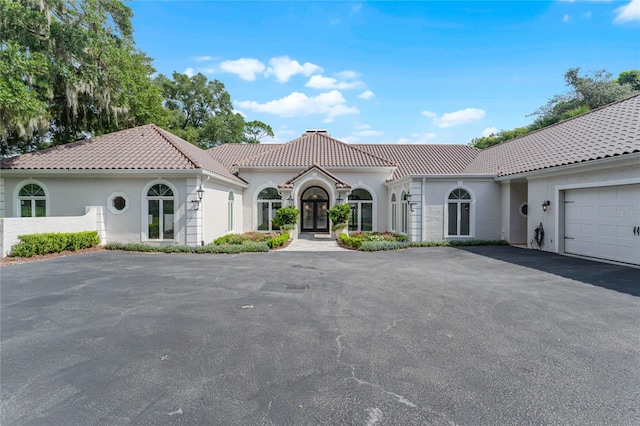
[[0, 206, 106, 257]]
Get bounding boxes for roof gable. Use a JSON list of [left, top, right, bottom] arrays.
[[1, 124, 245, 184], [279, 163, 352, 189]]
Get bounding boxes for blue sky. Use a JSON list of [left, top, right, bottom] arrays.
[[129, 1, 640, 145]]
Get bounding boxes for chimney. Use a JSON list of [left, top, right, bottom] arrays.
[[303, 129, 330, 136]]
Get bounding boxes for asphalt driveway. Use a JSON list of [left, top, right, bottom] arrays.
[[1, 247, 639, 425]]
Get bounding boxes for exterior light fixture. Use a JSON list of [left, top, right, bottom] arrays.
[[405, 191, 417, 212], [336, 195, 343, 204], [286, 195, 293, 206], [542, 200, 551, 212], [196, 185, 204, 200]]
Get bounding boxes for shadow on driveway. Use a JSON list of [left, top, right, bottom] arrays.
[[455, 246, 640, 297]]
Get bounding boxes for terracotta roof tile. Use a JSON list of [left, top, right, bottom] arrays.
[[465, 93, 640, 176], [1, 124, 245, 184], [356, 144, 480, 179], [207, 143, 275, 171], [234, 131, 397, 168]]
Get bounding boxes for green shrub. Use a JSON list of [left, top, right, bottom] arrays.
[[272, 206, 300, 229], [214, 232, 276, 245], [240, 241, 270, 252], [268, 233, 289, 248], [340, 233, 363, 249], [328, 203, 350, 231], [361, 241, 408, 251], [408, 239, 508, 248], [11, 231, 100, 257]]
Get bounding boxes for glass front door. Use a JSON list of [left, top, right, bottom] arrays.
[[300, 186, 330, 232], [302, 201, 329, 232]]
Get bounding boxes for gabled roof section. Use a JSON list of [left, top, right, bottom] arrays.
[[279, 163, 352, 189], [235, 131, 397, 168], [207, 143, 275, 171], [465, 93, 640, 177], [356, 144, 481, 179], [1, 124, 245, 184]]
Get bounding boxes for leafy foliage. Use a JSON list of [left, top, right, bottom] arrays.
[[105, 241, 270, 254], [328, 203, 350, 231], [272, 207, 300, 229], [11, 231, 100, 257], [213, 232, 277, 245], [470, 68, 640, 150], [0, 0, 166, 155], [156, 72, 273, 148], [267, 233, 290, 248]]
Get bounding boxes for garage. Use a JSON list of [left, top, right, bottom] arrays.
[[564, 184, 640, 265]]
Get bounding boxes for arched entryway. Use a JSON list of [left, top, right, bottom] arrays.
[[301, 186, 329, 232]]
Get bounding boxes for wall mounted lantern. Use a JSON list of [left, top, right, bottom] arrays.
[[405, 191, 418, 212], [192, 185, 204, 210], [542, 200, 551, 212], [286, 195, 294, 207], [336, 195, 343, 204]]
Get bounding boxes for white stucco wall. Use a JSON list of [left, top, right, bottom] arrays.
[[200, 179, 243, 243], [2, 176, 192, 245], [0, 206, 105, 257], [238, 168, 392, 233], [421, 178, 502, 241], [525, 160, 640, 254]]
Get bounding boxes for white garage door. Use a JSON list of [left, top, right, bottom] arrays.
[[564, 184, 640, 265]]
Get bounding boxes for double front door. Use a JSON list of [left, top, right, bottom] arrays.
[[301, 186, 329, 232]]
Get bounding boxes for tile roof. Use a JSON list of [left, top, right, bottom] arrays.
[[207, 143, 275, 171], [1, 124, 245, 184], [464, 93, 640, 176], [279, 163, 352, 189], [233, 131, 397, 168], [355, 144, 480, 179]]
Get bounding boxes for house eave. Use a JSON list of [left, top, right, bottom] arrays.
[[494, 152, 640, 181], [0, 168, 248, 188]]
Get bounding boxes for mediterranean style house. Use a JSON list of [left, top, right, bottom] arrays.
[[1, 94, 639, 265]]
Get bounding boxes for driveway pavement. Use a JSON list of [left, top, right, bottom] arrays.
[[1, 247, 639, 425]]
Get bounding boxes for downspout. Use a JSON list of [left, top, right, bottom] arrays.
[[422, 177, 427, 242]]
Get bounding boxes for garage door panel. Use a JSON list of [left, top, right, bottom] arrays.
[[564, 184, 639, 265]]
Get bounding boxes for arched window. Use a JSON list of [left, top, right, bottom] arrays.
[[257, 188, 281, 231], [390, 193, 397, 232], [147, 183, 174, 240], [401, 191, 408, 234], [447, 188, 471, 236], [18, 183, 47, 217], [228, 191, 235, 232], [348, 189, 373, 232]]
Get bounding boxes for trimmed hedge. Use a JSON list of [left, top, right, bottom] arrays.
[[360, 241, 408, 251], [214, 232, 277, 245], [267, 233, 289, 249], [105, 241, 270, 254], [408, 239, 509, 248], [11, 231, 101, 257]]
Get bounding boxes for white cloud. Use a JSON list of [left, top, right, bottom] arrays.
[[220, 58, 265, 81], [354, 129, 383, 137], [265, 56, 322, 82], [236, 90, 359, 121], [305, 75, 364, 90], [614, 0, 640, 23], [336, 70, 360, 79], [426, 108, 486, 128], [395, 132, 437, 144], [358, 90, 374, 99], [184, 68, 195, 77], [482, 127, 498, 137], [199, 67, 216, 74], [195, 55, 213, 62]]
